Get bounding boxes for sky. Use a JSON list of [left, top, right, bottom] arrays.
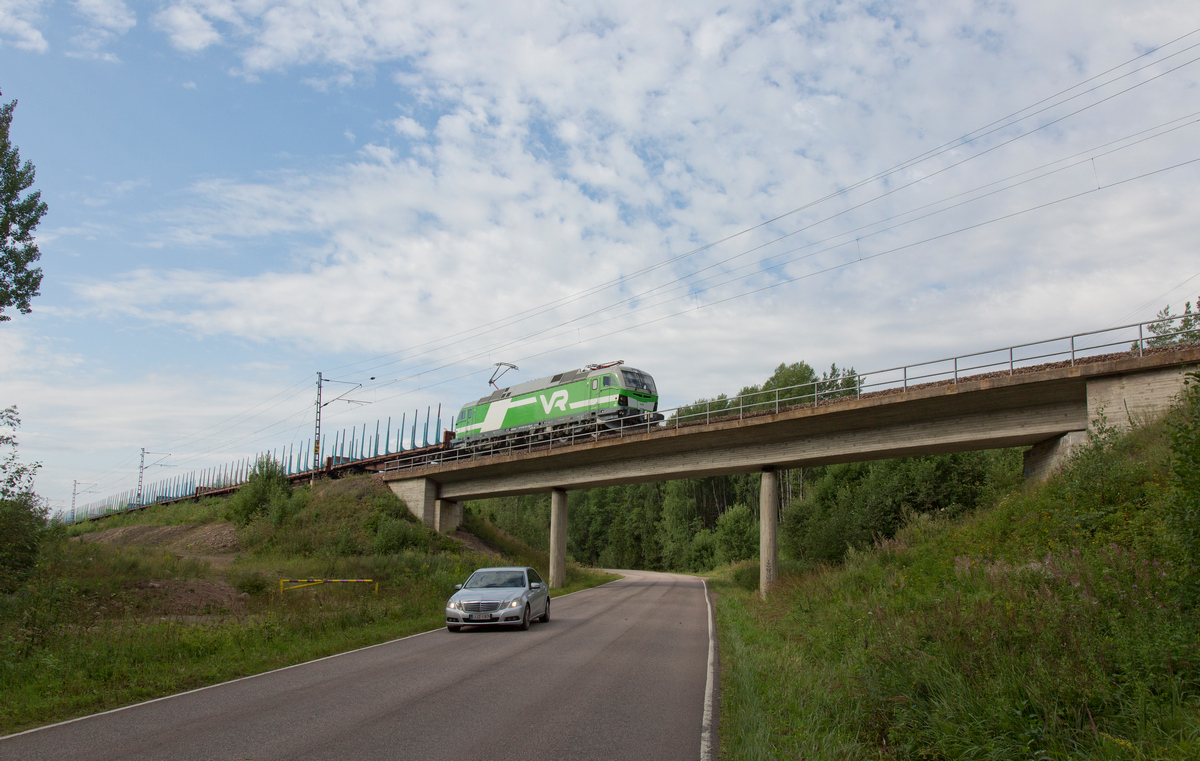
[[1, 0, 1199, 516]]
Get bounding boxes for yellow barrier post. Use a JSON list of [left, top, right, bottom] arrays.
[[280, 579, 375, 593]]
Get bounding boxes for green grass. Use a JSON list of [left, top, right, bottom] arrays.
[[710, 413, 1200, 760], [1, 475, 613, 735]]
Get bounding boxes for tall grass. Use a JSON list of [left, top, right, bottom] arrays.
[[713, 408, 1200, 760]]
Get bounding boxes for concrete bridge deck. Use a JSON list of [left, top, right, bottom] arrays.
[[384, 345, 1199, 595]]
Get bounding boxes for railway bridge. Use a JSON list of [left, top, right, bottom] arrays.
[[381, 336, 1199, 598]]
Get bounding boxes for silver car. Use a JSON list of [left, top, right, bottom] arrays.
[[445, 566, 551, 632]]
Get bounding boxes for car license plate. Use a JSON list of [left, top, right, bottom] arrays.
[[469, 613, 492, 621]]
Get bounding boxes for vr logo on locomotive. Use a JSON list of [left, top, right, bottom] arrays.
[[539, 389, 569, 414]]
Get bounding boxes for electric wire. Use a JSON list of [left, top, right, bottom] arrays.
[[351, 111, 1200, 396], [355, 153, 1200, 409], [319, 28, 1200, 380], [332, 51, 1200, 388], [1108, 270, 1200, 328], [68, 28, 1200, 504]]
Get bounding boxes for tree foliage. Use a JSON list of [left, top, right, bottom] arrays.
[[0, 406, 46, 593], [781, 450, 1020, 564], [1137, 302, 1200, 349], [714, 503, 758, 564], [1, 405, 39, 499], [0, 94, 46, 322]]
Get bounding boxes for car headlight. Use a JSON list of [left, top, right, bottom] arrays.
[[508, 598, 522, 608], [447, 600, 461, 610]]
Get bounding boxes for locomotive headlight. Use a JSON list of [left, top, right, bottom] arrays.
[[618, 394, 629, 407]]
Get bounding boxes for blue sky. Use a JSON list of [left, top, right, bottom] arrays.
[[2, 0, 1199, 514]]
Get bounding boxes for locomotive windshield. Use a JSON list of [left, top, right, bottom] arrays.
[[621, 369, 656, 394]]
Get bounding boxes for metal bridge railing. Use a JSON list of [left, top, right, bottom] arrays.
[[70, 313, 1199, 516], [379, 313, 1199, 475]]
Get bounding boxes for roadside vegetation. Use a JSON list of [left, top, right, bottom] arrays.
[[0, 469, 612, 735], [710, 374, 1200, 759]]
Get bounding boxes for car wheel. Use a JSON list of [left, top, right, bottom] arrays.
[[447, 625, 461, 633], [539, 598, 550, 623], [519, 604, 531, 631]]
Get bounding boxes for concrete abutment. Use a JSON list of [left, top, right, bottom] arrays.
[[1023, 365, 1194, 482], [387, 477, 461, 533]]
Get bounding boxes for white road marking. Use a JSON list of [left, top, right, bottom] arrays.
[[700, 578, 717, 761]]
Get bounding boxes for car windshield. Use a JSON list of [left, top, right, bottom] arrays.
[[463, 570, 526, 589]]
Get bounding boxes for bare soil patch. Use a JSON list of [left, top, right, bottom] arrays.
[[78, 523, 238, 552], [76, 523, 241, 567], [452, 528, 504, 559], [128, 579, 247, 617]]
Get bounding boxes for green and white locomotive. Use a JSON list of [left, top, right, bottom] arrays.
[[450, 361, 661, 448]]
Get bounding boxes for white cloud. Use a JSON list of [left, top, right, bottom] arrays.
[[0, 0, 48, 51], [67, 0, 134, 59], [102, 3, 1200, 385], [74, 0, 134, 33], [392, 116, 425, 139], [38, 0, 1200, 506], [154, 2, 221, 52]]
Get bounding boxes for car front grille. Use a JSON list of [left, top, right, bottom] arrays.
[[463, 601, 502, 612]]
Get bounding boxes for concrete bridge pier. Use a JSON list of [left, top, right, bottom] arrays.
[[388, 477, 461, 533], [1022, 431, 1088, 481], [760, 467, 779, 599], [436, 499, 462, 533], [550, 488, 568, 589]]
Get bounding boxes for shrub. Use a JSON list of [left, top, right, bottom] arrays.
[[0, 494, 47, 593], [332, 528, 363, 557], [231, 570, 268, 596], [690, 528, 717, 570], [227, 457, 291, 526], [715, 503, 758, 564], [372, 517, 430, 555]]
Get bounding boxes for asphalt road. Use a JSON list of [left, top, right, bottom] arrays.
[[1, 570, 715, 761]]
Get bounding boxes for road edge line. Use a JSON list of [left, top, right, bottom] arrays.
[[0, 624, 441, 742], [700, 578, 719, 761], [2, 570, 625, 742]]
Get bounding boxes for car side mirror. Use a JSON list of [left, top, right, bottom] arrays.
[[530, 582, 542, 589], [454, 584, 462, 590]]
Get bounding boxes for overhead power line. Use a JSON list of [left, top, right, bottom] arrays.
[[351, 110, 1200, 398], [321, 26, 1200, 381], [86, 26, 1200, 490], [327, 43, 1200, 392]]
